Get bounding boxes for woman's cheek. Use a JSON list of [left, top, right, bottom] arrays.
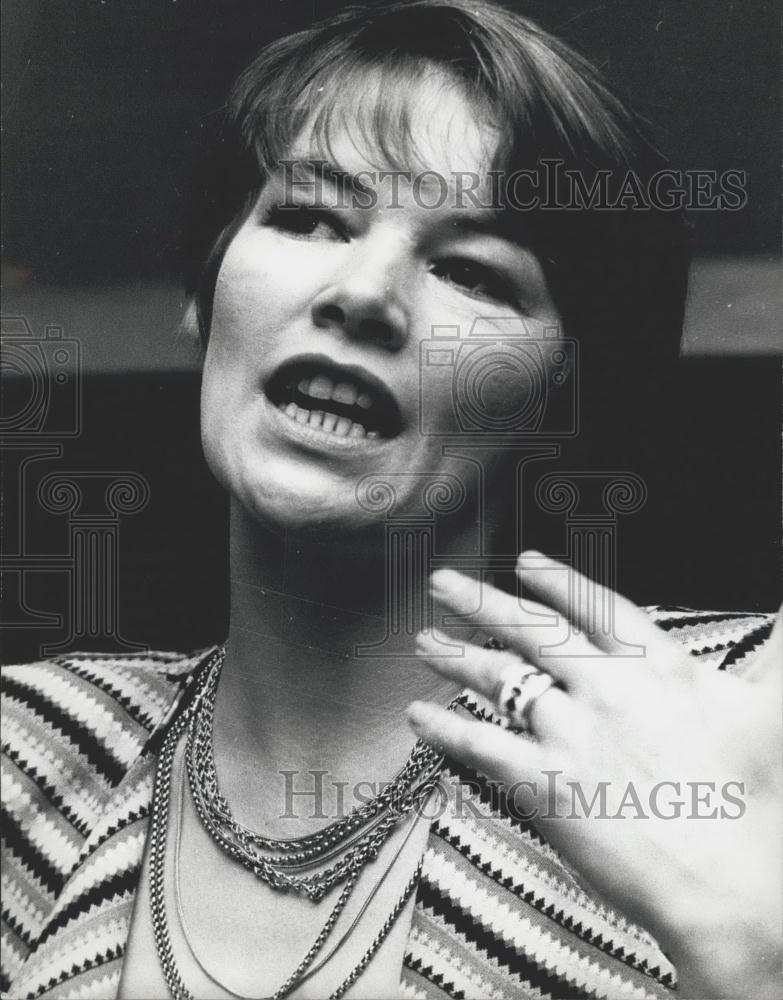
[[212, 246, 276, 331], [240, 247, 341, 342]]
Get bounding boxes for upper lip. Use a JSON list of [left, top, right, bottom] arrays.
[[263, 353, 403, 437]]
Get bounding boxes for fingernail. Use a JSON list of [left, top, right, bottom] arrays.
[[407, 701, 431, 732], [517, 549, 545, 572], [429, 569, 465, 595]]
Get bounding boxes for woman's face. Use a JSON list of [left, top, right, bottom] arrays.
[[201, 78, 563, 533]]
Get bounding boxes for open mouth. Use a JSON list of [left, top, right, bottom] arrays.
[[265, 359, 402, 440]]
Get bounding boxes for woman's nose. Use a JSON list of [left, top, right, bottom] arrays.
[[311, 244, 410, 351]]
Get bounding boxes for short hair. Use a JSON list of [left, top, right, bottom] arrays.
[[184, 0, 689, 397]]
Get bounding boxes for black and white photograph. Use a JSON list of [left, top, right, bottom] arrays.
[[1, 2, 781, 998]]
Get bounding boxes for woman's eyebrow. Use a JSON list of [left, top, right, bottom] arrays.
[[446, 213, 505, 236], [443, 212, 533, 251], [321, 162, 376, 198], [277, 157, 376, 199]]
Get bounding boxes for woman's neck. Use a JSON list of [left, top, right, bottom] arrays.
[[211, 500, 460, 833]]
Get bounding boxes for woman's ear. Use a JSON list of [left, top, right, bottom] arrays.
[[175, 298, 207, 364]]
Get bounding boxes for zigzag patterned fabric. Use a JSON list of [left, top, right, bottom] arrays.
[[1, 608, 776, 1000]]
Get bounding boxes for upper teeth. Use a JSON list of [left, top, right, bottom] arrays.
[[296, 375, 374, 410]]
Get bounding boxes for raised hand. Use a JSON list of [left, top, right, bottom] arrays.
[[408, 553, 782, 999]]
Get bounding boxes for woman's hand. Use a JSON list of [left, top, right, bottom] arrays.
[[407, 553, 782, 999]]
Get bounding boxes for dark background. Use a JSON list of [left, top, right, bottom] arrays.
[[1, 1, 780, 662]]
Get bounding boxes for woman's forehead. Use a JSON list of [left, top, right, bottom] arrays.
[[286, 69, 499, 181]]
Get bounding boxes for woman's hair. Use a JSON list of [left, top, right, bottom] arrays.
[[184, 0, 689, 404]]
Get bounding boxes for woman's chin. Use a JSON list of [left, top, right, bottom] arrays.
[[236, 479, 380, 535]]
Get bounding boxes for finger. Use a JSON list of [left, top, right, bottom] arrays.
[[416, 630, 585, 740], [407, 700, 547, 784], [429, 570, 598, 688], [416, 629, 535, 701], [516, 551, 669, 658]]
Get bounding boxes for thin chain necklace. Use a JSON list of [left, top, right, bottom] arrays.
[[148, 647, 445, 1000], [173, 756, 426, 1000], [185, 653, 444, 900]]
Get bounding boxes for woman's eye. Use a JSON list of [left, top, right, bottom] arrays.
[[431, 257, 514, 303], [264, 205, 348, 241]]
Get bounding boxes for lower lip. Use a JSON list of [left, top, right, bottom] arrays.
[[264, 395, 394, 454]]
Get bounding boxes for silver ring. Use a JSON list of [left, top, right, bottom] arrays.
[[496, 666, 556, 732]]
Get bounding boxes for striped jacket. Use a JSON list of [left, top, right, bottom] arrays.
[[1, 608, 776, 1000]]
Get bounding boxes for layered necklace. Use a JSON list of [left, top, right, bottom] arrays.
[[148, 647, 449, 1000]]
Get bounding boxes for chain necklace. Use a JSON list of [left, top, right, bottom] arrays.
[[148, 647, 445, 1000], [185, 648, 447, 901], [173, 755, 426, 1000]]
